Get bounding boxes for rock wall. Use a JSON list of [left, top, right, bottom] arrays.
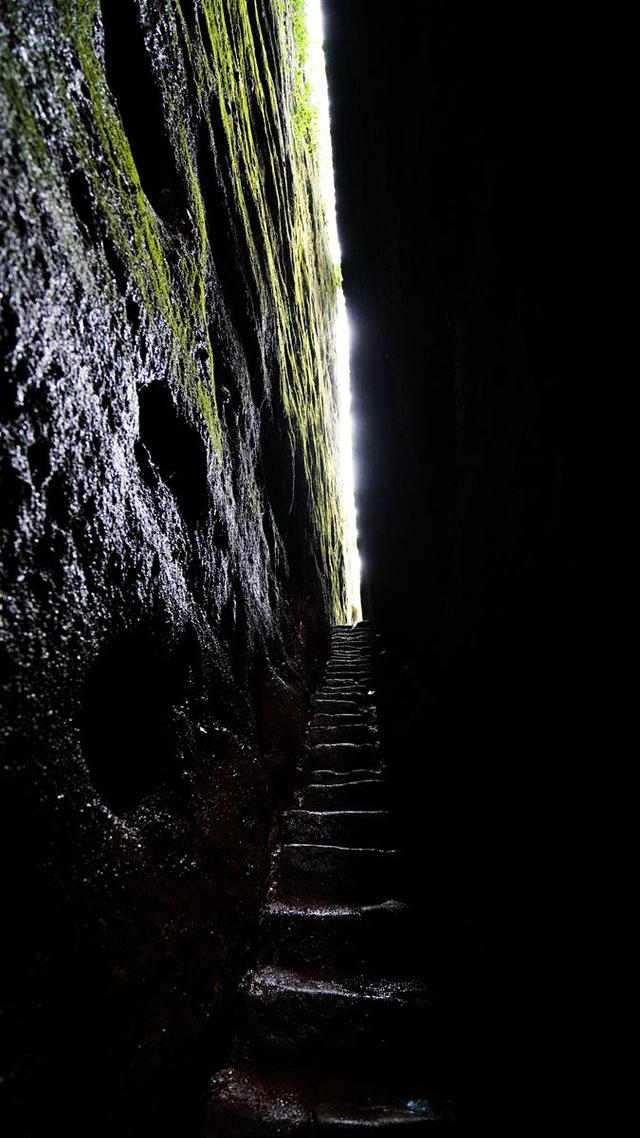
[[0, 2, 345, 1132], [325, 0, 573, 1122]]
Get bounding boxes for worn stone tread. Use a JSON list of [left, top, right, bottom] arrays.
[[308, 726, 378, 748], [307, 768, 384, 785], [207, 1067, 453, 1135], [235, 966, 431, 1062], [271, 843, 400, 904], [209, 625, 454, 1128], [310, 713, 374, 727], [311, 699, 366, 713], [246, 964, 428, 1003], [308, 742, 382, 771], [315, 1103, 455, 1131], [283, 809, 393, 848], [300, 779, 387, 810], [264, 899, 416, 973]]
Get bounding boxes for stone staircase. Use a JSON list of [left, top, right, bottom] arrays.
[[207, 624, 454, 1132]]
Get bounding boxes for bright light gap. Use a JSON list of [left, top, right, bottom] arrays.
[[304, 0, 362, 623]]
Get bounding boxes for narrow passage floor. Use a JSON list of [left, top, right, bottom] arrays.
[[208, 623, 454, 1132]]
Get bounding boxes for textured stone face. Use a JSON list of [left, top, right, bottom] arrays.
[[0, 1, 345, 1129]]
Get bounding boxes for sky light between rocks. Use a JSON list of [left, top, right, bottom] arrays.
[[304, 0, 362, 623]]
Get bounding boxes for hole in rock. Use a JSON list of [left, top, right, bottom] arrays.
[[259, 415, 309, 586], [137, 382, 209, 524], [212, 349, 245, 436], [177, 0, 198, 36], [259, 417, 293, 532], [0, 295, 18, 365], [0, 454, 30, 532], [99, 0, 184, 227], [125, 295, 140, 333], [0, 296, 19, 417], [27, 437, 51, 487], [79, 626, 194, 814], [102, 234, 128, 295], [220, 592, 238, 641], [68, 169, 98, 241], [0, 643, 13, 688], [45, 471, 68, 527]]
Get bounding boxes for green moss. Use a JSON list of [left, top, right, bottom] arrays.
[[290, 0, 318, 150], [3, 0, 346, 617], [0, 72, 50, 172], [54, 0, 222, 451]]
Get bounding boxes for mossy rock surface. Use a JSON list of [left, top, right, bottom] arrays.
[[1, 2, 346, 1131]]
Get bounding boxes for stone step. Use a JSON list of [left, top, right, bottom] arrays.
[[283, 810, 393, 849], [326, 649, 371, 658], [309, 711, 374, 726], [329, 645, 372, 654], [322, 677, 371, 689], [315, 1103, 455, 1131], [324, 665, 372, 677], [235, 966, 431, 1064], [270, 843, 400, 904], [321, 669, 371, 678], [328, 641, 372, 650], [331, 624, 371, 632], [326, 651, 372, 662], [331, 622, 371, 631], [316, 686, 373, 700], [310, 712, 372, 728], [329, 642, 371, 649], [316, 669, 371, 678], [265, 898, 415, 973], [330, 646, 371, 653], [329, 646, 371, 655], [330, 635, 371, 644], [206, 619, 457, 1133], [328, 648, 371, 654], [322, 678, 371, 690], [323, 664, 368, 673], [327, 667, 372, 675], [318, 696, 373, 706], [301, 779, 387, 811], [206, 1068, 307, 1136], [309, 768, 384, 785], [207, 1068, 454, 1136], [308, 724, 377, 747], [311, 698, 365, 714], [307, 742, 382, 773], [329, 645, 371, 654], [315, 694, 373, 707]]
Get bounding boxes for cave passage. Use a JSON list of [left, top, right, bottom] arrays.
[[208, 624, 455, 1129], [0, 0, 571, 1130]]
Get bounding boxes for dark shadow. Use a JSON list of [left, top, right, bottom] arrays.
[[0, 295, 21, 418], [27, 437, 51, 488], [259, 409, 311, 587], [79, 625, 193, 813], [99, 0, 184, 227], [68, 168, 99, 242], [137, 382, 209, 524], [197, 114, 259, 352]]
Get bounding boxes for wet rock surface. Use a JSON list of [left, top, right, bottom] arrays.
[[1, 2, 345, 1133], [208, 625, 454, 1133]]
